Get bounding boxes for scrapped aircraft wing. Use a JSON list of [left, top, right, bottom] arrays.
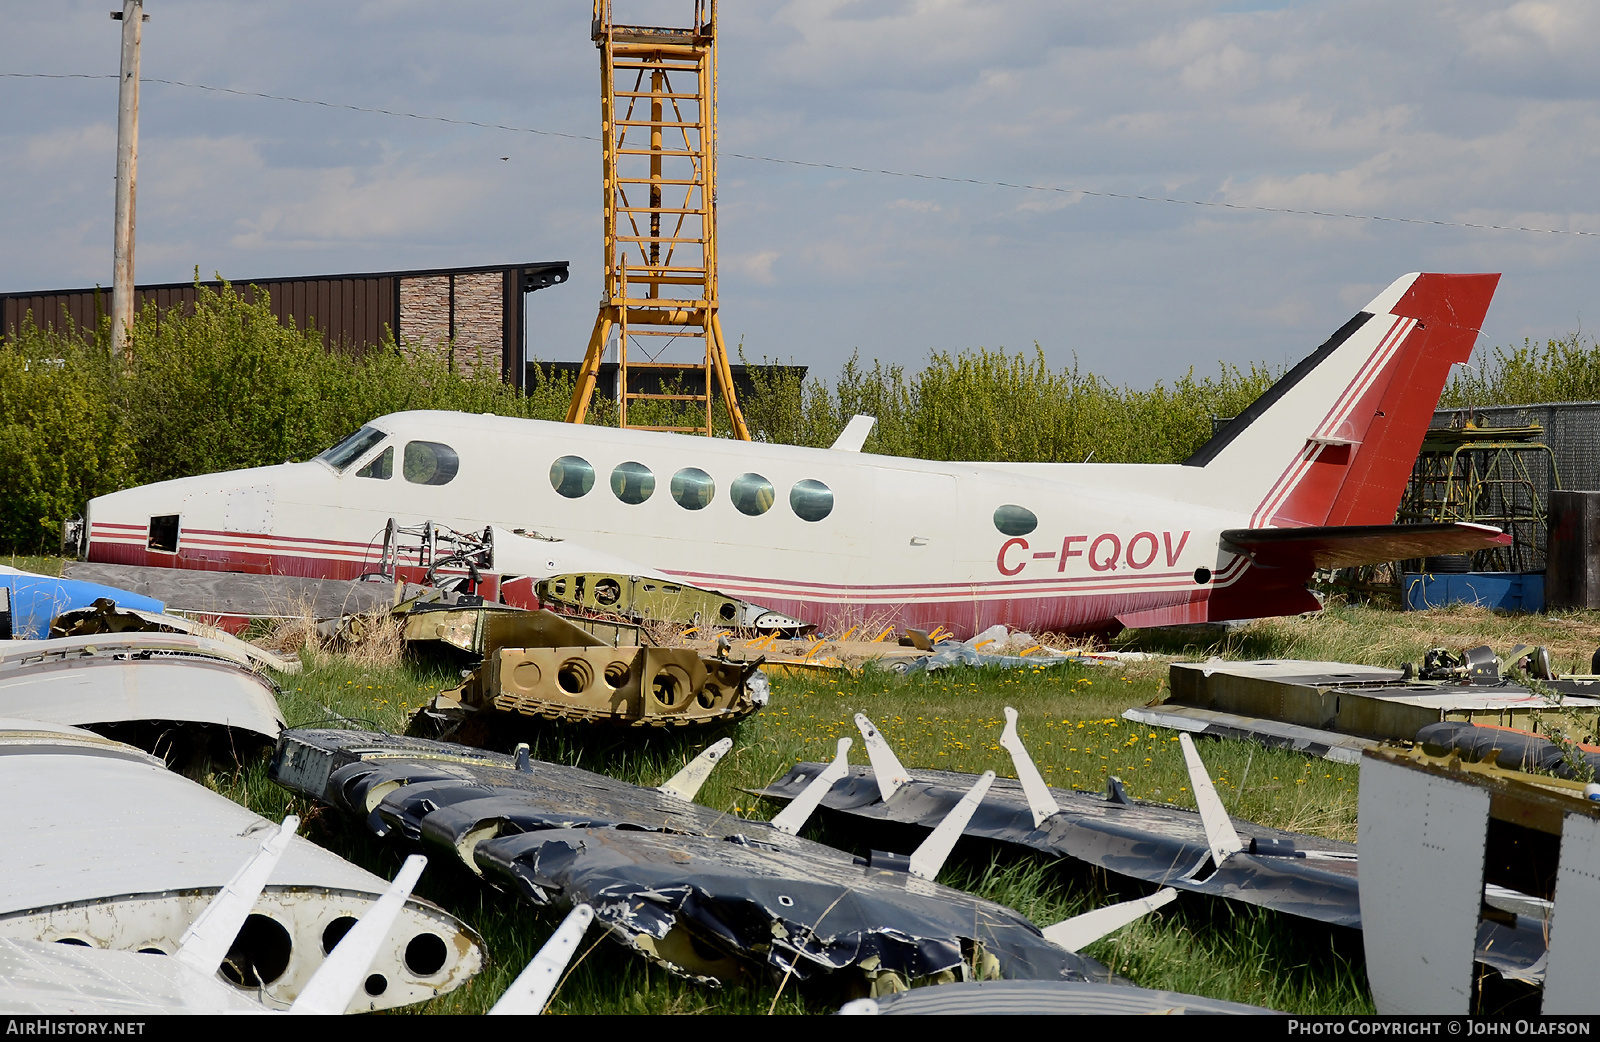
[[1221, 522, 1510, 570]]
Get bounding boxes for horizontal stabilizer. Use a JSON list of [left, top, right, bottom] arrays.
[[1221, 522, 1509, 571]]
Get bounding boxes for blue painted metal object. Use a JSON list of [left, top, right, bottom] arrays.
[[0, 571, 164, 639], [1402, 571, 1545, 613]]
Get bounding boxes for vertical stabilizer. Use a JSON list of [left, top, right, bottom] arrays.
[[1185, 273, 1499, 528]]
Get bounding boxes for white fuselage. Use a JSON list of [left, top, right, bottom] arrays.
[[85, 411, 1247, 637]]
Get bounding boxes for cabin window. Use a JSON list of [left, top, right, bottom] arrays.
[[730, 473, 775, 516], [611, 461, 655, 504], [319, 427, 387, 472], [670, 468, 715, 510], [403, 442, 460, 486], [993, 505, 1037, 536], [550, 455, 595, 498], [356, 447, 393, 480], [790, 479, 833, 522]]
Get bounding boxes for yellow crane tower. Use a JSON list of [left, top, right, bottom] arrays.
[[565, 0, 750, 440]]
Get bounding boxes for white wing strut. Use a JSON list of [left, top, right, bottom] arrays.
[[487, 904, 595, 1015], [1041, 888, 1179, 952], [175, 815, 299, 976], [854, 713, 911, 802], [830, 415, 876, 452], [289, 854, 427, 1016], [908, 771, 994, 881], [1179, 733, 1244, 865], [999, 706, 1061, 828], [658, 738, 733, 801], [771, 738, 851, 835]]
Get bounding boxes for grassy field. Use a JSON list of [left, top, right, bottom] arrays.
[[206, 598, 1600, 1014], [19, 556, 1591, 1013]]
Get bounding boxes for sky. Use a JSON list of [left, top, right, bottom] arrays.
[[4, 0, 1600, 386]]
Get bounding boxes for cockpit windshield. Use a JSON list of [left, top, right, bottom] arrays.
[[317, 427, 388, 472]]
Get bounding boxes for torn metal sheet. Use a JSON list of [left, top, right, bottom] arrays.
[[0, 720, 482, 1012], [0, 571, 164, 641], [537, 572, 810, 634], [838, 979, 1277, 1015], [1161, 657, 1600, 747], [757, 760, 1362, 926], [1358, 746, 1600, 1015], [45, 599, 301, 674], [0, 633, 285, 745], [400, 602, 646, 657], [269, 729, 1122, 989], [474, 826, 1097, 988]]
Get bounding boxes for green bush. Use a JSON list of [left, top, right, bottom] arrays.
[[1440, 333, 1600, 409], [0, 318, 134, 552], [0, 276, 1296, 551]]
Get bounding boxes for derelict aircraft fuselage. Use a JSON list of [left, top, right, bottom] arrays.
[[81, 273, 1511, 638]]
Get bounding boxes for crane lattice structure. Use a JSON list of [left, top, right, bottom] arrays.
[[565, 0, 749, 439]]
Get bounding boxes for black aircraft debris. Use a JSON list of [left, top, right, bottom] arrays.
[[755, 709, 1362, 928], [270, 728, 1176, 992]]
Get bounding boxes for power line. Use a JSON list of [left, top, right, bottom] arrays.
[[7, 70, 1598, 239]]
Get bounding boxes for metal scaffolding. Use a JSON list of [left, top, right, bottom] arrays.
[[565, 0, 749, 439], [1398, 424, 1561, 572]]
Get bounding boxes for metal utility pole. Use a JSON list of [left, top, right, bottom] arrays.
[[110, 0, 145, 358]]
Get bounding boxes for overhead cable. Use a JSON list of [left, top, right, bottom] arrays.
[[6, 70, 1596, 238]]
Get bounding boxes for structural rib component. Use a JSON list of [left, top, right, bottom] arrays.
[[657, 737, 732, 801], [770, 738, 851, 835], [1000, 706, 1061, 827], [1178, 734, 1244, 865], [1041, 888, 1178, 952], [855, 712, 912, 802], [908, 770, 994, 881], [289, 855, 427, 1016], [487, 904, 595, 1016], [174, 815, 298, 976]]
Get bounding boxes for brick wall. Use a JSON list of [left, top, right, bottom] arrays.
[[398, 272, 505, 376]]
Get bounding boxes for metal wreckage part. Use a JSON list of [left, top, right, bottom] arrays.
[[269, 727, 1180, 992], [757, 709, 1363, 927], [404, 605, 770, 732], [758, 711, 1556, 983], [0, 719, 483, 1012], [0, 629, 286, 747], [536, 571, 811, 635]]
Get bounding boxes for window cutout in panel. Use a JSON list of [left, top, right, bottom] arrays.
[[403, 441, 459, 486], [671, 468, 715, 510], [789, 479, 834, 522], [730, 473, 775, 516], [611, 461, 655, 504], [147, 514, 180, 553], [993, 505, 1037, 537], [550, 456, 596, 499], [356, 446, 393, 480]]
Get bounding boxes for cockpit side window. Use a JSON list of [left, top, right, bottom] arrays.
[[404, 441, 460, 486], [356, 446, 393, 480], [318, 427, 387, 472]]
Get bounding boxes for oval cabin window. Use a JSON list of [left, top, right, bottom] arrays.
[[789, 479, 834, 522], [550, 456, 595, 498], [671, 468, 715, 510], [730, 473, 775, 516], [403, 442, 459, 486], [610, 461, 655, 505], [993, 504, 1037, 536]]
